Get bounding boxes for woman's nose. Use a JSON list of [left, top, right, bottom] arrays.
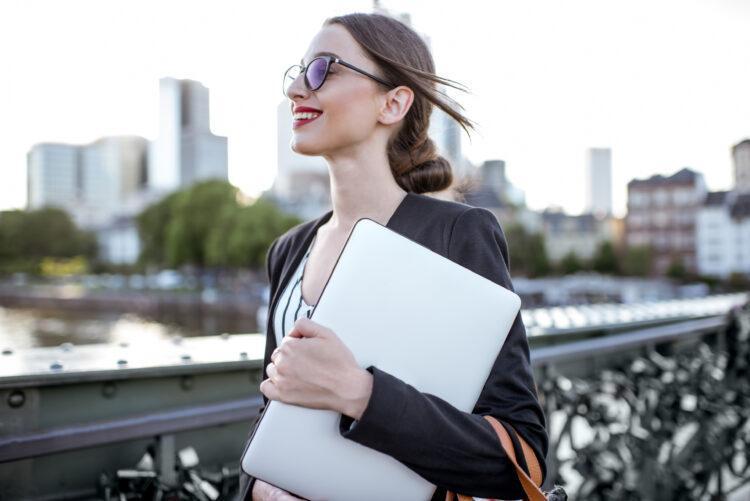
[[285, 72, 309, 101]]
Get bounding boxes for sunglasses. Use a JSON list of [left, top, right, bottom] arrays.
[[283, 55, 394, 96]]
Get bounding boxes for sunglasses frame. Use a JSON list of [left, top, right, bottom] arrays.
[[283, 55, 395, 96]]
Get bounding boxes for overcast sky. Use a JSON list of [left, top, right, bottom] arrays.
[[1, 0, 748, 217]]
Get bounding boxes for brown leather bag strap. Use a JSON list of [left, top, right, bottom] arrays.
[[515, 426, 543, 487], [445, 416, 545, 501], [483, 416, 546, 501]]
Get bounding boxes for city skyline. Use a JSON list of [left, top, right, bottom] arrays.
[[1, 0, 749, 218]]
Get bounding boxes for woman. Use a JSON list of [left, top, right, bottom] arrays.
[[239, 12, 548, 501]]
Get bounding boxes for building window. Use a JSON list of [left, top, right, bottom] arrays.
[[654, 189, 669, 207]]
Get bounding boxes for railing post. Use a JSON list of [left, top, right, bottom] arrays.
[[158, 434, 177, 487]]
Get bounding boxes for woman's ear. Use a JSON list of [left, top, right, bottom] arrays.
[[378, 85, 414, 125]]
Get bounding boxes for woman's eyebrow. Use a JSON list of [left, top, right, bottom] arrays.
[[301, 51, 341, 65]]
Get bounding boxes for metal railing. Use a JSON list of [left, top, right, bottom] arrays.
[[0, 396, 263, 463], [1, 300, 748, 499], [534, 303, 750, 499]]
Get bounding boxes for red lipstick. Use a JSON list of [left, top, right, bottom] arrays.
[[292, 106, 323, 129]]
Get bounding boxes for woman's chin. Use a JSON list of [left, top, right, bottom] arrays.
[[290, 138, 325, 157]]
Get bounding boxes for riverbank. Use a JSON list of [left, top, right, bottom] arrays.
[[0, 283, 267, 349], [0, 283, 265, 319]]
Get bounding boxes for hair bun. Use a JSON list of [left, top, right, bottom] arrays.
[[397, 154, 453, 194]]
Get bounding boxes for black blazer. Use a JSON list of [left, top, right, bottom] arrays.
[[238, 191, 548, 500]]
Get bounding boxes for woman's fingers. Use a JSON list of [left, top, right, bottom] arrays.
[[259, 377, 279, 401], [261, 358, 289, 402], [289, 317, 330, 339], [266, 361, 278, 382], [253, 480, 304, 501]]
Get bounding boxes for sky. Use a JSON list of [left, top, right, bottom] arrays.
[[1, 0, 748, 218]]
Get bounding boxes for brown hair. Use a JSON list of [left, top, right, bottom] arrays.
[[324, 12, 475, 194]]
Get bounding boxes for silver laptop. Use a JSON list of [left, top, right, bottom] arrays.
[[242, 217, 522, 500]]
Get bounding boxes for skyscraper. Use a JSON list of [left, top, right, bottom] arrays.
[[27, 143, 80, 213], [585, 147, 613, 217], [732, 139, 750, 194], [27, 137, 148, 228], [150, 77, 228, 192], [80, 137, 148, 226]]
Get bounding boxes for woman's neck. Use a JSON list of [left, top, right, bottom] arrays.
[[323, 146, 407, 233]]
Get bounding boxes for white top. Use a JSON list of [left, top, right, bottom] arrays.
[[272, 233, 317, 347]]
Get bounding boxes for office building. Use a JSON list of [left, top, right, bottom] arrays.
[[150, 77, 228, 192], [625, 167, 707, 274], [585, 147, 612, 217]]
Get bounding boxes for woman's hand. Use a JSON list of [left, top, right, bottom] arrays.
[[260, 317, 373, 419], [251, 479, 304, 500]]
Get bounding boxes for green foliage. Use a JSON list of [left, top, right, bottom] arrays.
[[621, 245, 654, 276], [166, 181, 241, 266], [505, 223, 551, 278], [559, 251, 584, 275], [591, 241, 619, 274], [694, 274, 721, 290], [205, 198, 300, 269], [136, 190, 181, 266], [666, 256, 688, 281], [0, 207, 96, 274], [136, 181, 301, 270], [727, 272, 750, 291]]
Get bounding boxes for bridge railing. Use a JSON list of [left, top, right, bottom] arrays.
[[1, 296, 748, 499], [533, 303, 750, 499]]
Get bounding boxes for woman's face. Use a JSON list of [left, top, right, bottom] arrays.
[[286, 24, 389, 157]]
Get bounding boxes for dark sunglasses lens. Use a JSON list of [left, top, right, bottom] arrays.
[[306, 58, 329, 90]]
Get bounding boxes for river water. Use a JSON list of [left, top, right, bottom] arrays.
[[0, 305, 261, 350]]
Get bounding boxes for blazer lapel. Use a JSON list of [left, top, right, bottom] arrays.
[[268, 210, 333, 329], [267, 191, 417, 345]]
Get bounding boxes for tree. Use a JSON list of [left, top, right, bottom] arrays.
[[621, 245, 654, 276], [205, 198, 300, 269], [136, 190, 182, 267], [136, 180, 240, 268], [559, 251, 584, 275], [592, 241, 619, 275], [0, 208, 96, 274], [666, 256, 688, 281], [165, 180, 241, 267], [136, 181, 301, 270], [727, 272, 750, 291], [505, 223, 551, 278]]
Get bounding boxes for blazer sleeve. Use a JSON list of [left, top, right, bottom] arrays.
[[338, 207, 548, 499], [239, 237, 280, 499]]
